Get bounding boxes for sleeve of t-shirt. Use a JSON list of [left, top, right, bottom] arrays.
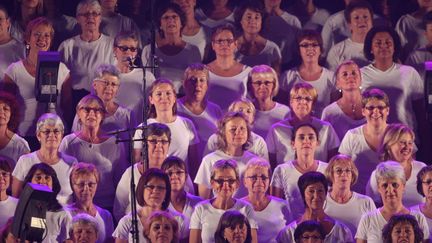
[[254, 135, 269, 160], [355, 214, 369, 240], [189, 204, 203, 230], [324, 124, 340, 150], [415, 212, 430, 240], [12, 156, 28, 181], [270, 165, 283, 189], [194, 158, 212, 188], [203, 134, 217, 156], [112, 215, 130, 240], [337, 222, 354, 242], [326, 44, 340, 71], [338, 131, 352, 155], [132, 123, 144, 149], [244, 204, 258, 229], [113, 169, 131, 221], [365, 170, 381, 204]]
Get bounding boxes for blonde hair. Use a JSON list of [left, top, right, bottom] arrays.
[[216, 112, 252, 152], [289, 82, 318, 104], [379, 123, 415, 161], [247, 64, 280, 98], [325, 154, 359, 186]]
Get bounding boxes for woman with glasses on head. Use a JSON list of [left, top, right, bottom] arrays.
[[0, 157, 17, 229], [339, 88, 390, 194], [12, 113, 77, 205], [323, 154, 376, 237], [113, 168, 187, 242], [242, 158, 292, 243], [367, 123, 426, 207], [206, 25, 252, 111], [190, 159, 258, 243], [411, 165, 432, 234], [59, 94, 127, 211], [67, 163, 114, 243]]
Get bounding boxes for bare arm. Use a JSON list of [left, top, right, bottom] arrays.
[[251, 229, 258, 243], [198, 184, 211, 199], [356, 239, 367, 243], [270, 186, 284, 199], [12, 176, 24, 198], [114, 238, 127, 243], [189, 229, 202, 243]]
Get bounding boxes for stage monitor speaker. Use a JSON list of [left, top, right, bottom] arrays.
[[35, 51, 61, 103], [11, 183, 53, 242], [425, 61, 432, 122]]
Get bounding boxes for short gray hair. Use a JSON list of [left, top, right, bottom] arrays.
[[36, 113, 64, 135], [375, 161, 406, 185], [94, 64, 120, 81], [70, 213, 99, 236], [210, 159, 240, 180], [76, 0, 101, 16]]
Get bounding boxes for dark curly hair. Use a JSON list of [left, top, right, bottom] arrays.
[[0, 91, 20, 132], [363, 25, 402, 62], [382, 214, 424, 243]]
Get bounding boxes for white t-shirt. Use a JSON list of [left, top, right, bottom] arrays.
[[405, 46, 432, 80], [43, 209, 72, 243], [236, 40, 282, 67], [141, 42, 202, 93], [0, 133, 30, 168], [168, 193, 203, 234], [0, 196, 18, 228], [277, 220, 353, 243], [204, 132, 269, 161], [101, 13, 140, 39], [410, 205, 432, 237], [67, 205, 114, 243], [253, 102, 291, 139], [58, 34, 115, 91], [59, 134, 127, 209], [360, 63, 424, 135], [271, 160, 328, 218], [189, 199, 258, 243], [301, 7, 330, 32], [324, 192, 376, 236], [356, 208, 430, 243], [195, 8, 235, 30], [12, 151, 76, 205], [326, 38, 369, 71], [366, 160, 426, 207], [396, 14, 428, 59], [0, 38, 25, 79], [133, 116, 199, 162], [194, 150, 257, 198], [252, 196, 293, 243], [321, 101, 366, 141], [4, 61, 70, 136], [266, 117, 340, 164], [321, 10, 351, 56], [182, 26, 209, 60], [281, 67, 335, 117], [206, 67, 251, 111], [338, 125, 381, 194], [49, 14, 78, 50]]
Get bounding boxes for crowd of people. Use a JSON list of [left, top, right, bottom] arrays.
[[0, 0, 432, 242]]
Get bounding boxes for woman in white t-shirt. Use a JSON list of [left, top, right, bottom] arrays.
[[194, 0, 236, 30], [0, 158, 18, 229], [411, 165, 432, 234]]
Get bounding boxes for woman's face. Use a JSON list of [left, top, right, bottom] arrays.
[[290, 90, 314, 118], [377, 177, 405, 205], [231, 103, 254, 124], [370, 32, 394, 61], [223, 223, 248, 243], [349, 8, 372, 36], [77, 101, 104, 128], [22, 0, 40, 8], [212, 30, 237, 57], [421, 171, 432, 201], [113, 38, 139, 63], [100, 0, 117, 9], [291, 126, 319, 156], [0, 169, 11, 192], [211, 168, 238, 199], [160, 9, 182, 36], [31, 169, 53, 189], [71, 223, 98, 243], [390, 222, 415, 243], [418, 0, 432, 9], [172, 0, 196, 15], [240, 8, 262, 34], [72, 174, 98, 203], [93, 73, 120, 102], [299, 38, 321, 64], [0, 10, 10, 37], [76, 5, 102, 32], [36, 124, 64, 150], [336, 64, 361, 92], [388, 132, 414, 163], [143, 177, 167, 208], [165, 165, 186, 192], [149, 83, 176, 114], [251, 72, 276, 101], [331, 161, 353, 189], [147, 134, 170, 164], [243, 166, 270, 194], [28, 24, 52, 53], [184, 70, 208, 102], [298, 230, 323, 243], [147, 218, 174, 243], [224, 117, 248, 149], [362, 98, 389, 126], [264, 0, 281, 8], [0, 101, 11, 127], [304, 182, 326, 210]]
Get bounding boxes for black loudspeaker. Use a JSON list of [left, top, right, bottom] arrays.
[[11, 183, 53, 242], [35, 51, 61, 103], [425, 61, 432, 122]]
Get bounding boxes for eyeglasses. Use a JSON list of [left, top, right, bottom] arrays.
[[116, 45, 138, 52], [74, 182, 97, 189], [166, 170, 185, 177], [95, 79, 120, 87], [301, 235, 322, 240], [364, 105, 387, 111], [79, 107, 105, 114], [0, 171, 10, 178], [212, 178, 237, 186], [162, 15, 179, 21], [246, 175, 269, 182], [33, 175, 52, 181], [39, 129, 63, 136], [292, 96, 314, 102], [213, 38, 235, 45], [251, 80, 274, 87], [334, 168, 352, 175], [299, 43, 320, 48], [78, 12, 101, 18], [422, 179, 432, 186], [144, 184, 167, 191], [147, 139, 169, 145]]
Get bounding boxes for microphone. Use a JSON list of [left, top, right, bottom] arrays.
[[126, 56, 135, 70]]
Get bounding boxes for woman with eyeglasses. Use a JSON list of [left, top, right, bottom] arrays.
[[242, 158, 292, 243], [4, 17, 72, 149], [339, 88, 390, 194], [59, 94, 127, 211], [114, 31, 155, 123], [271, 123, 329, 219], [195, 112, 257, 199], [279, 29, 335, 118], [113, 168, 187, 242], [67, 162, 114, 243], [367, 123, 426, 207], [246, 64, 290, 139], [190, 159, 258, 243], [293, 220, 326, 243], [323, 154, 376, 237], [411, 165, 432, 234], [0, 157, 18, 229], [277, 171, 353, 243], [11, 113, 77, 205], [206, 25, 252, 111], [266, 82, 340, 167], [141, 3, 201, 94]]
